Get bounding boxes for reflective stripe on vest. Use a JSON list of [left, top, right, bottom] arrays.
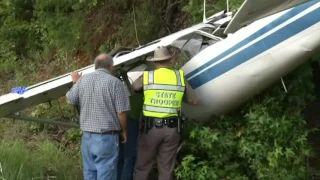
[[143, 105, 177, 114], [143, 68, 185, 118], [143, 84, 185, 91]]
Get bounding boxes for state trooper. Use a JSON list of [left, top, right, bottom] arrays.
[[132, 46, 198, 180]]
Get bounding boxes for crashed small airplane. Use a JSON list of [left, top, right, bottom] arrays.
[[1, 0, 320, 126]]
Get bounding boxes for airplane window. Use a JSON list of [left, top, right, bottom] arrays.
[[173, 51, 189, 69], [182, 33, 203, 59], [172, 32, 220, 60], [200, 38, 220, 51], [199, 27, 215, 34], [164, 46, 189, 70]]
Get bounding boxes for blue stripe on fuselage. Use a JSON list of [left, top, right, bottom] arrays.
[[189, 5, 320, 89], [185, 0, 318, 80]]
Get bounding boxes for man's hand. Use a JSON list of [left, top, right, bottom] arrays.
[[71, 71, 82, 83], [121, 131, 127, 143], [117, 111, 128, 143]]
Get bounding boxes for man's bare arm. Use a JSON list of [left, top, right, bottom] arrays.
[[117, 111, 128, 142], [183, 78, 199, 105], [132, 75, 143, 91], [66, 79, 80, 105], [114, 81, 131, 143]]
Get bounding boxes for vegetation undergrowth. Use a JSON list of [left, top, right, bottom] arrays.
[[0, 121, 82, 180], [0, 139, 82, 180], [0, 0, 319, 179], [175, 62, 319, 179]]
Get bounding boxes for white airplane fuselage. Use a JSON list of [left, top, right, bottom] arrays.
[[181, 0, 320, 121]]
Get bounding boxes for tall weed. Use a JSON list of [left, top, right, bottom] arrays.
[[0, 139, 82, 180]]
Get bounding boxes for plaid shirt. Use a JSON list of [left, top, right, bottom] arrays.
[[66, 68, 130, 133]]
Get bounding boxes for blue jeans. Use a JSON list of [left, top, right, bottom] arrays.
[[117, 117, 139, 180], [81, 132, 119, 180]]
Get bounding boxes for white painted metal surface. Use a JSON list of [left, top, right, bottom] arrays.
[[182, 0, 320, 120]]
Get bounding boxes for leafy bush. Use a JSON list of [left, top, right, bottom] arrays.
[[175, 63, 317, 179]]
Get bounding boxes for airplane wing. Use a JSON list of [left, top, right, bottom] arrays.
[[0, 23, 215, 119], [224, 0, 312, 34]]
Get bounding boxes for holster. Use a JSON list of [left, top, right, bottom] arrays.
[[140, 115, 185, 134], [139, 117, 153, 133], [155, 118, 163, 127]]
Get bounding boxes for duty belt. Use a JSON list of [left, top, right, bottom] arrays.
[[144, 117, 178, 128]]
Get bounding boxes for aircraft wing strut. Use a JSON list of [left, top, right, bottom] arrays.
[[224, 0, 313, 34]]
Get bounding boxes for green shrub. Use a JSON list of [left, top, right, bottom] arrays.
[[175, 63, 317, 179]]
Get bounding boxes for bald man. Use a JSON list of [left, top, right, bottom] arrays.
[[66, 54, 130, 180]]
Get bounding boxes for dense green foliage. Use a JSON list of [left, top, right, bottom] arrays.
[[0, 0, 197, 179], [175, 63, 317, 179], [0, 0, 319, 179], [0, 0, 168, 76]]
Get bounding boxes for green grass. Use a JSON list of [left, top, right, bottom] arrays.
[[0, 121, 83, 180]]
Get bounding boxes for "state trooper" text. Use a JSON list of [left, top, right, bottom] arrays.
[[149, 92, 179, 106]]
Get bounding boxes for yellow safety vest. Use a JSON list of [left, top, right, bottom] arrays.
[[143, 68, 186, 118]]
